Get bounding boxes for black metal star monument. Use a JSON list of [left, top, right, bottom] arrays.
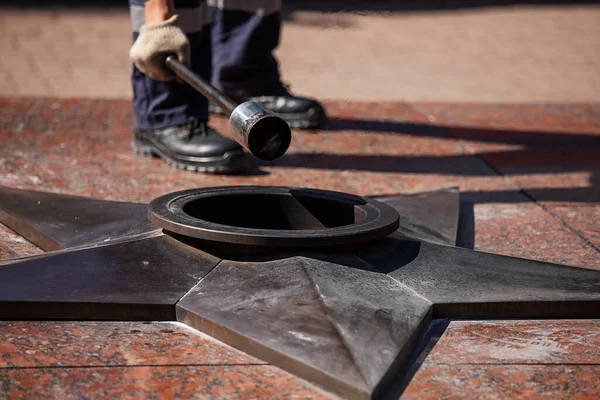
[[1, 185, 599, 400]]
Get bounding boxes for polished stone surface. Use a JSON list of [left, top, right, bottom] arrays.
[[0, 321, 337, 399], [2, 99, 598, 268], [0, 225, 42, 260], [0, 321, 265, 368], [1, 98, 599, 399], [401, 364, 600, 400], [1, 185, 598, 399], [1, 365, 336, 400], [427, 320, 600, 365], [396, 319, 600, 399]]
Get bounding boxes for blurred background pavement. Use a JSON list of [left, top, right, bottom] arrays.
[[0, 0, 599, 102]]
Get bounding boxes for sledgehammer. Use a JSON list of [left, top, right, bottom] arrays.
[[165, 55, 291, 161]]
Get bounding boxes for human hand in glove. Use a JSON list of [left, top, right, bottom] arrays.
[[130, 12, 190, 81]]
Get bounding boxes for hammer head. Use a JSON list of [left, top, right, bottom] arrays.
[[229, 101, 292, 161]]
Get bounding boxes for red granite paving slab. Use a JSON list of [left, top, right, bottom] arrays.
[[0, 144, 510, 203], [0, 224, 42, 261], [465, 200, 600, 269], [470, 148, 600, 206], [399, 364, 600, 400], [2, 98, 599, 268], [410, 103, 600, 199], [548, 205, 600, 248], [446, 126, 600, 203], [0, 98, 510, 202], [479, 150, 599, 171], [411, 103, 600, 134], [427, 320, 600, 365], [0, 321, 264, 368], [488, 172, 598, 206], [1, 99, 600, 400], [323, 101, 430, 123], [462, 144, 600, 253], [0, 365, 335, 400], [410, 103, 600, 261], [403, 319, 600, 398]]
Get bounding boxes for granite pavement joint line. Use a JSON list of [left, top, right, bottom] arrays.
[[532, 201, 600, 256], [0, 363, 268, 370], [2, 188, 600, 399], [442, 124, 600, 258], [418, 362, 600, 366], [469, 154, 600, 256], [176, 255, 372, 399], [1, 99, 600, 399]]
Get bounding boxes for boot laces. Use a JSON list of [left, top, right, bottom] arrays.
[[176, 120, 208, 140]]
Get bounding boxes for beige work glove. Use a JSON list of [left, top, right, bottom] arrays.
[[129, 15, 190, 81]]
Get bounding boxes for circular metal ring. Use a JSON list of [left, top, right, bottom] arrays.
[[148, 186, 400, 248]]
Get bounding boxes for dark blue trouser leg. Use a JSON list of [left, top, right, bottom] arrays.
[[210, 2, 282, 98], [129, 0, 212, 130]]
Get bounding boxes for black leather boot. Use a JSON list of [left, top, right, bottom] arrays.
[[209, 82, 327, 129], [131, 120, 249, 174]]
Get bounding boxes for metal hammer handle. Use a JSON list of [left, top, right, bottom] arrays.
[[164, 55, 291, 161], [165, 56, 237, 115]]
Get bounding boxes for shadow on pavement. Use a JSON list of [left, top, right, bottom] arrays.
[[265, 119, 600, 205]]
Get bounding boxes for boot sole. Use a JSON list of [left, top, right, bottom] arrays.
[[131, 137, 249, 174], [209, 104, 326, 130]]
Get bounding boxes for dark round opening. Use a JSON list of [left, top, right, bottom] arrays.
[[182, 191, 367, 230], [149, 186, 400, 248], [247, 116, 292, 161]]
